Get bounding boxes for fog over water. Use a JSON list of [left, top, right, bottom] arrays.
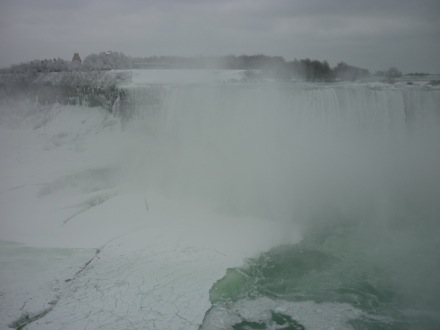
[[2, 1, 440, 327], [122, 83, 440, 319], [109, 81, 440, 328], [126, 84, 440, 229], [1, 74, 440, 328]]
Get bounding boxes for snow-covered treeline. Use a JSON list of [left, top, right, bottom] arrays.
[[0, 70, 131, 112]]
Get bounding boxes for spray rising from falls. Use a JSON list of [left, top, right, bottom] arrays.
[[121, 84, 439, 224], [121, 83, 440, 328]]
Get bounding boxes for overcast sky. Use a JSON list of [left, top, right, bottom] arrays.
[[1, 0, 439, 73]]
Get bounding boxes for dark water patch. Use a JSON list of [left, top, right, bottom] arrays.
[[231, 312, 305, 330], [232, 320, 266, 330], [270, 311, 305, 330]]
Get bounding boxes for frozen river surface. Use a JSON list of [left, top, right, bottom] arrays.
[[0, 102, 294, 329]]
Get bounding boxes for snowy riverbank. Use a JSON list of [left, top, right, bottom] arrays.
[[0, 101, 295, 329]]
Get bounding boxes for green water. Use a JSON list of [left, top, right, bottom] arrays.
[[202, 223, 440, 329]]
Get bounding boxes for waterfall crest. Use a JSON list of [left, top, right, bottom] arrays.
[[121, 84, 440, 227]]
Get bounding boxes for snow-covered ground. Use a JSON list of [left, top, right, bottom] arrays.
[[0, 99, 297, 329]]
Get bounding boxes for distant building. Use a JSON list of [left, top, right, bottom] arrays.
[[72, 53, 82, 64]]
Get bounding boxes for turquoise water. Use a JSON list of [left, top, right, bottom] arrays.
[[201, 221, 440, 329]]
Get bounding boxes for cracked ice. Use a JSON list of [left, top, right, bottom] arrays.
[[0, 102, 293, 329]]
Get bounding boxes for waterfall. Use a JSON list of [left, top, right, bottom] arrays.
[[120, 83, 440, 228], [120, 82, 440, 327]]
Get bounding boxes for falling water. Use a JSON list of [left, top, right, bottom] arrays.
[[122, 82, 440, 328]]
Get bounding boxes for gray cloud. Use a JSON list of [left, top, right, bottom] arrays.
[[0, 0, 439, 72]]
